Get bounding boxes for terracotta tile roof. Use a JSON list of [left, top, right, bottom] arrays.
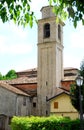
[[17, 67, 78, 73], [64, 67, 78, 70], [0, 67, 78, 97], [13, 84, 37, 96], [16, 67, 78, 81], [0, 82, 30, 96], [47, 87, 69, 101], [16, 68, 37, 73], [62, 75, 77, 81], [1, 77, 37, 84], [0, 77, 37, 96], [61, 80, 75, 91]]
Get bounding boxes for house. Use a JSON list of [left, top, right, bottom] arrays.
[[0, 82, 30, 130], [48, 88, 78, 120]]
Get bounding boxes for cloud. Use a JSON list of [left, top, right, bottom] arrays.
[[0, 21, 34, 55], [0, 36, 6, 45], [30, 0, 49, 12], [9, 22, 28, 38], [70, 24, 84, 48], [0, 32, 33, 55], [64, 53, 81, 69], [0, 41, 33, 55]]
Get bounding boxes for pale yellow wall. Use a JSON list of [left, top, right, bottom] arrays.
[[50, 93, 79, 119], [50, 112, 78, 120]]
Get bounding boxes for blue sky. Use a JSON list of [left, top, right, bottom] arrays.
[[0, 0, 84, 75]]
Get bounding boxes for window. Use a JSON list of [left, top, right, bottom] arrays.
[[44, 23, 50, 38], [46, 110, 48, 115], [58, 24, 61, 40], [23, 97, 26, 106], [54, 102, 58, 109], [33, 102, 36, 108], [8, 117, 12, 125]]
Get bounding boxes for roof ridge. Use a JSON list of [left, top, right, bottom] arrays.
[[0, 82, 30, 96]]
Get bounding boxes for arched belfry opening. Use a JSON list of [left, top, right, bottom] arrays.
[[44, 23, 50, 38]]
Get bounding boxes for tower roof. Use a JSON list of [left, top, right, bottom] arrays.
[[40, 6, 55, 19]]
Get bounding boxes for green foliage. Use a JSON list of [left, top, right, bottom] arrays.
[[70, 84, 80, 112], [0, 69, 17, 80], [80, 59, 84, 79], [49, 0, 84, 28], [0, 0, 36, 27], [0, 72, 3, 80], [0, 0, 84, 27], [70, 59, 84, 112], [11, 116, 80, 130], [5, 69, 17, 79]]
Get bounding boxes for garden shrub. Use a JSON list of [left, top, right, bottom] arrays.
[[11, 116, 80, 130]]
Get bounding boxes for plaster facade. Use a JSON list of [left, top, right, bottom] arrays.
[[0, 83, 30, 130], [50, 93, 78, 119]]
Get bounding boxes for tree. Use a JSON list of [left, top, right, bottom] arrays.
[[70, 59, 84, 112], [0, 69, 17, 80], [79, 59, 84, 78], [49, 0, 84, 27], [0, 0, 84, 27], [5, 69, 17, 79], [0, 72, 3, 80], [0, 0, 36, 27]]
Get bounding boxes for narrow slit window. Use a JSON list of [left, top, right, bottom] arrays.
[[44, 23, 50, 38], [23, 97, 26, 106], [58, 24, 61, 40]]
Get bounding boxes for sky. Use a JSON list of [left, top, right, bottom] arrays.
[[0, 0, 84, 75]]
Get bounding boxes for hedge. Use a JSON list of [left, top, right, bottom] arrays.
[[11, 116, 80, 130]]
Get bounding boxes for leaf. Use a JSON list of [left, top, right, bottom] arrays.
[[82, 19, 84, 25], [1, 7, 7, 22], [29, 15, 33, 27], [74, 20, 77, 28], [79, 13, 82, 19], [67, 6, 75, 18], [49, 0, 52, 5], [25, 13, 29, 23], [56, 17, 59, 23], [53, 0, 56, 3], [9, 8, 13, 14], [23, 1, 26, 7], [27, 4, 30, 11]]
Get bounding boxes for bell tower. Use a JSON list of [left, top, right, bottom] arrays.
[[37, 6, 64, 116]]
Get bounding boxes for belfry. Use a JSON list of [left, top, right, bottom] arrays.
[[37, 6, 65, 116]]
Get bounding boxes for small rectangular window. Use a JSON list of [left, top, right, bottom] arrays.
[[46, 110, 48, 115], [23, 97, 26, 106], [54, 102, 58, 109], [8, 117, 12, 125], [33, 102, 36, 107]]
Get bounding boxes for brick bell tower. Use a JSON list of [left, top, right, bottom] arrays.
[[37, 6, 64, 116]]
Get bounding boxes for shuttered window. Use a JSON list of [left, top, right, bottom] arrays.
[[54, 102, 58, 109]]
